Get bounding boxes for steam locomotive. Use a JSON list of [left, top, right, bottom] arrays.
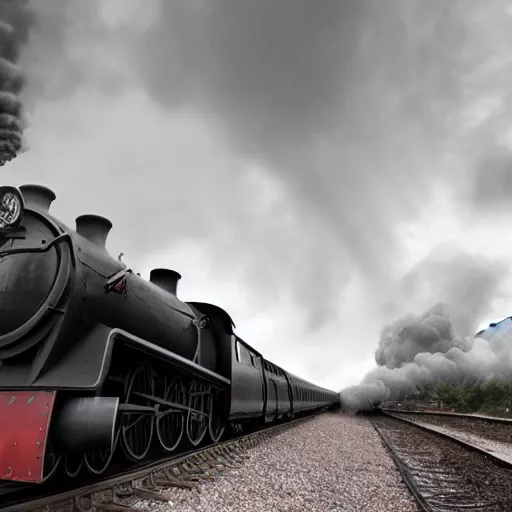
[[0, 184, 340, 484]]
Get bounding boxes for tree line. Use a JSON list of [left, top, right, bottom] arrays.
[[403, 380, 512, 416]]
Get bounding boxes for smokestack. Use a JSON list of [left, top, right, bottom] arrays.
[[19, 184, 56, 212], [150, 268, 181, 296], [75, 214, 112, 249]]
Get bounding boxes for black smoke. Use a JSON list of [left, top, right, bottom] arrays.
[[0, 1, 33, 166]]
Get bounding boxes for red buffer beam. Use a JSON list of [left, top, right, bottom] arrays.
[[0, 390, 56, 483]]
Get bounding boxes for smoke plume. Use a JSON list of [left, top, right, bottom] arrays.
[[340, 249, 509, 413], [0, 1, 33, 166]]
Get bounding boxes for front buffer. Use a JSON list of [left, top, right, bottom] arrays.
[[0, 390, 56, 483], [0, 391, 120, 483]]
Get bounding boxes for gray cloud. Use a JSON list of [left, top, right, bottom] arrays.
[[4, 1, 512, 386], [19, 1, 494, 302], [129, 0, 472, 279], [391, 246, 507, 337], [470, 144, 512, 213], [19, 1, 126, 104]]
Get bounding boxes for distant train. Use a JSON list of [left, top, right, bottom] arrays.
[[0, 184, 340, 484], [475, 317, 512, 341]]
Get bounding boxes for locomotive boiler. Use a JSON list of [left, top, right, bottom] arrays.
[[0, 184, 340, 485]]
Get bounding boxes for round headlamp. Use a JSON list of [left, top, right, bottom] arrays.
[[0, 186, 24, 229]]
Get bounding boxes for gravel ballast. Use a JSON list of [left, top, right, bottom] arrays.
[[135, 412, 420, 512]]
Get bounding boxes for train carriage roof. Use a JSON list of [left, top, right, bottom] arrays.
[[476, 316, 512, 341]]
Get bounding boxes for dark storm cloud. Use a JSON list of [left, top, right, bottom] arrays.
[[20, 2, 476, 255], [13, 1, 512, 340], [129, 0, 473, 279]]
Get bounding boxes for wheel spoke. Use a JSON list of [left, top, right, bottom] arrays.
[[186, 380, 210, 446], [120, 361, 155, 461], [156, 376, 186, 452], [209, 388, 228, 443]]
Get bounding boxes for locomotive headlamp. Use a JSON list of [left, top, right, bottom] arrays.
[[0, 186, 24, 229]]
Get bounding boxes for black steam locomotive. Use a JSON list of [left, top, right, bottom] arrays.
[[0, 184, 340, 484]]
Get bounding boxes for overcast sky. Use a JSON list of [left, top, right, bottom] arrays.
[[4, 0, 512, 391]]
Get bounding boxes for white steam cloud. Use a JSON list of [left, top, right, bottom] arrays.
[[340, 249, 510, 413]]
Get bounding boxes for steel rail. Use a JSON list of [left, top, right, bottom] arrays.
[[382, 410, 512, 469], [370, 411, 512, 512], [369, 418, 431, 512], [381, 408, 512, 424]]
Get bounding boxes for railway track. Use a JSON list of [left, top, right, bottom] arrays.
[[370, 412, 512, 511], [383, 408, 512, 423], [384, 409, 512, 464], [0, 415, 314, 512]]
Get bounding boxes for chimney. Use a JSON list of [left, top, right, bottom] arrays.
[[75, 214, 112, 249], [19, 184, 56, 213], [150, 268, 181, 296]]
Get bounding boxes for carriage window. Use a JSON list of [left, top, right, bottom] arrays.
[[238, 344, 252, 366], [243, 349, 253, 366], [253, 356, 262, 370], [248, 349, 259, 368], [235, 340, 242, 362]]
